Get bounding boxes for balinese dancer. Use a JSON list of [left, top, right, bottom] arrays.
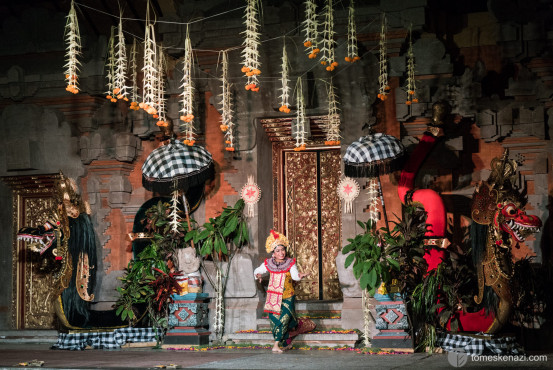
[[254, 230, 311, 353]]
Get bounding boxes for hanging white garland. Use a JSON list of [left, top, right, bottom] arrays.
[[405, 26, 419, 106], [294, 77, 307, 151], [64, 0, 81, 94], [345, 0, 361, 63], [105, 26, 117, 102], [140, 4, 158, 117], [169, 190, 181, 234], [362, 289, 373, 347], [377, 14, 390, 101], [155, 46, 169, 129], [325, 79, 341, 145], [241, 0, 261, 92], [129, 38, 141, 111], [367, 179, 380, 223], [302, 0, 320, 59], [320, 0, 338, 71], [220, 51, 235, 152], [214, 269, 224, 338], [278, 44, 291, 113], [112, 13, 129, 102], [179, 30, 195, 145]]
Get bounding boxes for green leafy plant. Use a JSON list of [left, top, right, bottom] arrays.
[[145, 200, 188, 258], [342, 219, 400, 296], [115, 199, 185, 341], [383, 204, 428, 293], [115, 243, 167, 325], [185, 199, 250, 343]]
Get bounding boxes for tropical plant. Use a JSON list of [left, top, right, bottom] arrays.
[[115, 199, 186, 343], [115, 243, 167, 325], [185, 199, 250, 344], [144, 199, 188, 258], [382, 204, 428, 293], [342, 219, 400, 296]]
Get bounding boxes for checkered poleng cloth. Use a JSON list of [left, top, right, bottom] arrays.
[[142, 139, 213, 181], [436, 332, 524, 356], [343, 133, 404, 165], [52, 327, 161, 351]]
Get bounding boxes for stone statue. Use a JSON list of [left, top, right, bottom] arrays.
[[176, 247, 202, 294]]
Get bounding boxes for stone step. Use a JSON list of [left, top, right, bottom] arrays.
[[0, 330, 58, 345], [295, 301, 342, 311], [256, 318, 341, 330], [227, 332, 359, 348]]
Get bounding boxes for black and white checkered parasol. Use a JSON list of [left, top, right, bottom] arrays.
[[343, 133, 405, 227], [344, 133, 405, 178], [142, 139, 214, 194]]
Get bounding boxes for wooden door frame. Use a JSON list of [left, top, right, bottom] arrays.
[[260, 115, 342, 300]]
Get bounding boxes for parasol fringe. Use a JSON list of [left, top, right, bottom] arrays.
[[344, 155, 405, 178]]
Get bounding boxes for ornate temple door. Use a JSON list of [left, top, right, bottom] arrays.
[[3, 175, 57, 329], [283, 150, 342, 301]]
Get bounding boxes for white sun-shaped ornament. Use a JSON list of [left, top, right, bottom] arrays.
[[240, 175, 261, 217], [337, 177, 360, 213]]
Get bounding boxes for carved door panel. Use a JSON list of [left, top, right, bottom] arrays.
[[16, 193, 57, 329], [284, 150, 342, 301]]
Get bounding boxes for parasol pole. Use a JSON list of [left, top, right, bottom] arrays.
[[376, 175, 389, 230], [181, 193, 193, 234]]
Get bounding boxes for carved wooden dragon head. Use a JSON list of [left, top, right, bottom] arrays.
[[471, 150, 542, 245]]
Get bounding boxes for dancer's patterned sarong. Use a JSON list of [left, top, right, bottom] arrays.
[[269, 295, 298, 346]]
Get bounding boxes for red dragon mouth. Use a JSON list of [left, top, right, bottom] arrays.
[[500, 217, 541, 242]]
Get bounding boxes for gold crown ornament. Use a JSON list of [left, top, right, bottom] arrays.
[[265, 230, 289, 253]]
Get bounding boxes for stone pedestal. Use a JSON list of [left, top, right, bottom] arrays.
[[372, 298, 412, 349], [163, 293, 210, 346]]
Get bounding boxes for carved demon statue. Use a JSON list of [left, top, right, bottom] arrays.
[[398, 102, 542, 334], [17, 172, 125, 329], [470, 151, 542, 333]]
